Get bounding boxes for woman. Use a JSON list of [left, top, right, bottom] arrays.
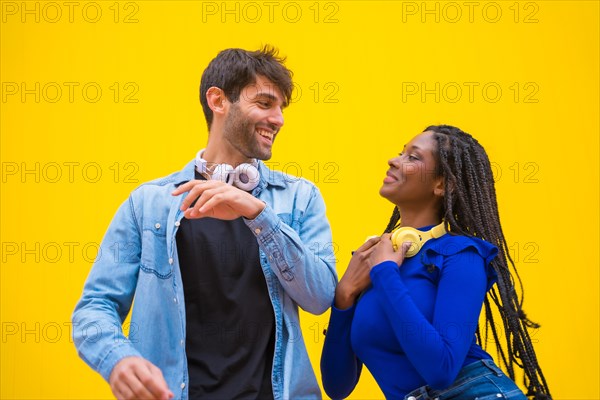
[[320, 125, 551, 399]]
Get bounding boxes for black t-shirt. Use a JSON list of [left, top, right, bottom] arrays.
[[176, 174, 275, 399]]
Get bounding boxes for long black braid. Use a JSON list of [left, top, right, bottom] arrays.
[[383, 125, 551, 399]]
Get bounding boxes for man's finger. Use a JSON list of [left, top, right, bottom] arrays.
[[171, 179, 205, 196], [179, 183, 214, 211], [174, 180, 221, 210], [149, 363, 174, 399], [180, 181, 233, 212], [143, 362, 173, 399], [184, 207, 208, 219], [132, 365, 162, 399], [191, 186, 228, 214], [178, 186, 204, 211], [114, 382, 135, 400], [195, 194, 228, 215], [127, 380, 156, 399]]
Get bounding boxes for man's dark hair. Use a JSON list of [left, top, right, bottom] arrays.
[[199, 45, 294, 130]]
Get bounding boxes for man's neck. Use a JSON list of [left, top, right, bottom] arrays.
[[203, 134, 252, 166]]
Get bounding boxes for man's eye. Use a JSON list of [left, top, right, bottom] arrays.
[[408, 155, 419, 161]]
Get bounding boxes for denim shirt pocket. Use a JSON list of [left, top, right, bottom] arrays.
[[140, 221, 173, 279]]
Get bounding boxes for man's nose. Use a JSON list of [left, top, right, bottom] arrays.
[[268, 107, 284, 128]]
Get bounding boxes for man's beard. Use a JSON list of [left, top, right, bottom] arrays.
[[222, 103, 273, 161]]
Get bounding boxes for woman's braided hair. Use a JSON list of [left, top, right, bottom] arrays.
[[383, 125, 551, 399]]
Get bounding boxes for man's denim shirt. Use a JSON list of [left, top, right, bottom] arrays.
[[72, 159, 337, 399]]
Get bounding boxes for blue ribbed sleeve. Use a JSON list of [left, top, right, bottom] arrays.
[[320, 305, 363, 399]]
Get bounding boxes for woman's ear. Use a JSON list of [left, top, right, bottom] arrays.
[[205, 87, 228, 115], [433, 177, 445, 197]]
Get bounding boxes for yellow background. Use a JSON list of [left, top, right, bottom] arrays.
[[1, 1, 598, 399]]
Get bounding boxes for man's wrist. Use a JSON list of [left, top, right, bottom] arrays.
[[244, 198, 266, 220]]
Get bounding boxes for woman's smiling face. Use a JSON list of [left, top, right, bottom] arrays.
[[379, 130, 444, 208]]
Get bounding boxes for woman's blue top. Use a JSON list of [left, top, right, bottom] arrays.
[[321, 230, 499, 399]]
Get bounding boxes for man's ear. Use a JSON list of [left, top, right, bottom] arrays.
[[205, 87, 228, 116]]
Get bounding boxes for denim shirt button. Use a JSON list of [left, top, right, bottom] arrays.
[[154, 223, 161, 229], [254, 228, 261, 234], [407, 397, 417, 400], [173, 297, 177, 303], [168, 258, 174, 264], [180, 382, 185, 389], [175, 221, 180, 227], [180, 340, 184, 346]]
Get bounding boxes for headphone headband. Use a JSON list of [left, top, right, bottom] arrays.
[[194, 149, 260, 191], [429, 222, 447, 239]]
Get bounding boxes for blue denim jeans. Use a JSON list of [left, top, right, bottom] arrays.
[[404, 359, 527, 400]]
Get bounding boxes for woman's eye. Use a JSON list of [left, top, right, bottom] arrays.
[[398, 152, 418, 161]]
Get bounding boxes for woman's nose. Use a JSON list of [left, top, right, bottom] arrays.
[[388, 156, 401, 168]]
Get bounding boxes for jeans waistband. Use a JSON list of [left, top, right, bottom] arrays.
[[405, 359, 504, 400], [457, 359, 503, 379]]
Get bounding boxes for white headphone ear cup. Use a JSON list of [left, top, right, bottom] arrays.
[[232, 163, 260, 191], [212, 164, 234, 184], [391, 228, 422, 257]]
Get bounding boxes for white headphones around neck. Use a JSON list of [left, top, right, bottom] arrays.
[[195, 149, 260, 191]]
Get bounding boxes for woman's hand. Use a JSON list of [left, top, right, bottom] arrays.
[[334, 237, 381, 309], [368, 233, 412, 267]]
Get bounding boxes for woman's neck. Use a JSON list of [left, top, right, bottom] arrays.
[[396, 208, 441, 229]]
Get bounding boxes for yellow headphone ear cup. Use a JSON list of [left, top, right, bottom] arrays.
[[391, 228, 422, 258]]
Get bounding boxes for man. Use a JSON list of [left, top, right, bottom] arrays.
[[72, 46, 337, 400]]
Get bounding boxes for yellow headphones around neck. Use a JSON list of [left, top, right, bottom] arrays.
[[391, 222, 447, 257]]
